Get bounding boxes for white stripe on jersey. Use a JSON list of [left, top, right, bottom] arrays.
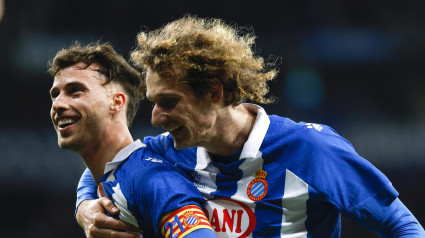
[[281, 169, 308, 238], [111, 183, 139, 228], [195, 147, 219, 200], [234, 152, 264, 238], [234, 152, 264, 204]]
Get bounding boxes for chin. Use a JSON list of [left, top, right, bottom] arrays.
[[58, 141, 73, 150], [173, 140, 192, 150], [58, 138, 82, 152]]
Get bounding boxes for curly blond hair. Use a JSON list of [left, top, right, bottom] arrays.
[[131, 15, 278, 106]]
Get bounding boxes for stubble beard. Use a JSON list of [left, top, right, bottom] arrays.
[[57, 131, 88, 153]]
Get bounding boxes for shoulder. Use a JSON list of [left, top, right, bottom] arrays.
[[266, 115, 352, 153], [116, 147, 194, 203], [265, 117, 396, 210], [124, 147, 186, 179], [143, 133, 197, 165], [143, 133, 173, 151]]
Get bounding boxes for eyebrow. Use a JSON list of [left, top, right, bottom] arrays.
[[146, 92, 180, 101], [49, 81, 86, 97]]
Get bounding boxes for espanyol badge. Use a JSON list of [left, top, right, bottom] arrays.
[[181, 210, 201, 227], [247, 169, 268, 201]]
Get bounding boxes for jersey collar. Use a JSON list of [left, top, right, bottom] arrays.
[[196, 103, 270, 168], [239, 103, 270, 159], [103, 139, 145, 175]]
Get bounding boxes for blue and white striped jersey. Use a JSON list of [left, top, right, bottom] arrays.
[[77, 104, 407, 237], [96, 140, 209, 237], [143, 104, 399, 237]]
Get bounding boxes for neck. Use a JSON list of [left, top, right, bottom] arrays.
[[205, 104, 256, 156], [80, 126, 133, 184]]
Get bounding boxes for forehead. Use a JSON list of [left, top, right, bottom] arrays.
[[145, 68, 190, 99], [51, 63, 104, 89]]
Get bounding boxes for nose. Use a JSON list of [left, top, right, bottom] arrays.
[[151, 104, 167, 127], [51, 92, 69, 115]]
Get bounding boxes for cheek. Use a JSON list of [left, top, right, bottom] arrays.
[[189, 113, 213, 130], [202, 116, 214, 128], [91, 96, 111, 112], [182, 107, 206, 127], [50, 108, 55, 120]]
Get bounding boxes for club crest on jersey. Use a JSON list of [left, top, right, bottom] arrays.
[[181, 210, 200, 227], [247, 169, 268, 201]]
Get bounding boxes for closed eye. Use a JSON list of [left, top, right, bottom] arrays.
[[158, 98, 178, 109], [69, 86, 84, 94], [65, 82, 89, 97]]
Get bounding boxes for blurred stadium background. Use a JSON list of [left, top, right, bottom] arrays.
[[0, 0, 424, 237]]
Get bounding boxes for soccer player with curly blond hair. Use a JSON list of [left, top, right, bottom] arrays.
[[76, 16, 424, 237]]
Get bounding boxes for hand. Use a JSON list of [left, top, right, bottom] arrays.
[[76, 198, 140, 238]]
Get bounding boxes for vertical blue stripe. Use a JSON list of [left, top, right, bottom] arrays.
[[305, 186, 340, 237], [210, 160, 244, 197], [252, 159, 287, 237]]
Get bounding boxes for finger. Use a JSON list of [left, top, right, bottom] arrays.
[[94, 213, 139, 232], [98, 197, 120, 215], [89, 224, 140, 238]]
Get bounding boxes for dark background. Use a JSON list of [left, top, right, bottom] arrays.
[[0, 0, 424, 237]]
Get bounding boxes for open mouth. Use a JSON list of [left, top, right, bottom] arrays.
[[167, 125, 183, 135], [57, 118, 78, 129]]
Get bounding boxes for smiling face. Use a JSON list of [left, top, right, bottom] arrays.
[[49, 63, 113, 152], [146, 68, 216, 150]]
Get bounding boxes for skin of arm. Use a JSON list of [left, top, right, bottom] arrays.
[[76, 199, 139, 238]]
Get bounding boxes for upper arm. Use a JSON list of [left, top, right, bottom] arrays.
[[131, 158, 206, 234], [76, 168, 98, 214], [159, 205, 215, 238]]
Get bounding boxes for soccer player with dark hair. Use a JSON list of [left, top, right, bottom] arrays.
[[76, 16, 424, 237], [49, 41, 216, 238]]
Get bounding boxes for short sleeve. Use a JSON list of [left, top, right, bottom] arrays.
[[129, 152, 205, 233]]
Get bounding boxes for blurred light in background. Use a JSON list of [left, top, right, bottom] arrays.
[[298, 28, 398, 63], [12, 31, 94, 76], [284, 69, 324, 110]]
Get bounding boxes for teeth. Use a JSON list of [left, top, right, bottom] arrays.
[[58, 118, 75, 126], [167, 125, 182, 133]]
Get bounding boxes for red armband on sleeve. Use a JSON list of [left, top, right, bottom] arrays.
[[160, 205, 213, 238]]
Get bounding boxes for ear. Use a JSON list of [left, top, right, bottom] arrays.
[[210, 78, 223, 103], [110, 92, 126, 114]]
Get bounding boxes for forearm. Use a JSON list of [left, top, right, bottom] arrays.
[[348, 196, 425, 237], [380, 198, 424, 237]]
